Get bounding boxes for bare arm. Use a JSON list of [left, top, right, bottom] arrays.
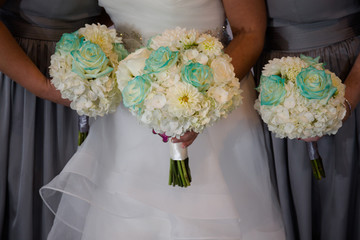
[[223, 0, 267, 80], [343, 54, 360, 121], [0, 22, 70, 106], [174, 0, 267, 147]]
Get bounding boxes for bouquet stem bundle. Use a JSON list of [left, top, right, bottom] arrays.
[[306, 142, 326, 180], [78, 115, 89, 146], [169, 142, 192, 187], [169, 157, 192, 187]]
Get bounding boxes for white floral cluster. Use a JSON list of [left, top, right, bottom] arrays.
[[50, 23, 125, 117], [117, 27, 242, 137], [254, 56, 346, 139]]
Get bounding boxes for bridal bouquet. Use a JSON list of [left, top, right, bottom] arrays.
[[116, 27, 242, 187], [254, 55, 346, 179], [50, 23, 128, 144]]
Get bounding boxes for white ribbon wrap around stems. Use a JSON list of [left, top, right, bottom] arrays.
[[169, 142, 188, 160], [306, 141, 320, 160]]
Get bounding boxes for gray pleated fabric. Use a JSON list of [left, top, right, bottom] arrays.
[[0, 35, 79, 240], [0, 2, 102, 239], [254, 4, 360, 240]]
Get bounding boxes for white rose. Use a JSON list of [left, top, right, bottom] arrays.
[[195, 53, 209, 65], [125, 58, 146, 76], [182, 49, 199, 62], [145, 93, 167, 110], [208, 86, 229, 104], [211, 56, 235, 84], [116, 62, 133, 91]]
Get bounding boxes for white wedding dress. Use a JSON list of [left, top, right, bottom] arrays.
[[40, 0, 285, 239]]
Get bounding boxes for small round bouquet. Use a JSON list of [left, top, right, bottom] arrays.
[[116, 27, 242, 187], [254, 55, 346, 179], [50, 23, 128, 144]]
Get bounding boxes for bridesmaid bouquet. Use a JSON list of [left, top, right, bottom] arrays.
[[117, 27, 242, 187], [49, 23, 128, 144], [254, 55, 346, 180]]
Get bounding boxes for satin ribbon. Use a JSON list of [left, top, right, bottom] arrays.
[[169, 142, 188, 160], [78, 115, 89, 133], [306, 141, 320, 160]]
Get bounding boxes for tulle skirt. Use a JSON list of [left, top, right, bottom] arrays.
[[40, 74, 285, 240]]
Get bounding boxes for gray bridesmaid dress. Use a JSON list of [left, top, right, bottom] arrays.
[[254, 1, 360, 240], [0, 1, 102, 239]]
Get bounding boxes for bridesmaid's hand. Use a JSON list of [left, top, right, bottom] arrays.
[[300, 136, 322, 142], [172, 131, 198, 148]]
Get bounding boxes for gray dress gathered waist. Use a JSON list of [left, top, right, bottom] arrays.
[[1, 12, 99, 41], [265, 12, 360, 51]]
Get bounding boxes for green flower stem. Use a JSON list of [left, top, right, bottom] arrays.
[[310, 159, 322, 180], [180, 158, 191, 186], [78, 131, 88, 146], [177, 160, 186, 186], [306, 142, 326, 180], [185, 158, 192, 182], [169, 158, 192, 188], [316, 158, 326, 178], [169, 159, 174, 185]]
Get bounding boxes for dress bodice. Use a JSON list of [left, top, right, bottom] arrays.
[[266, 0, 360, 27], [1, 0, 102, 27], [99, 0, 226, 49]]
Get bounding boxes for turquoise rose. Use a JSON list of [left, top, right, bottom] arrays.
[[258, 75, 286, 106], [181, 62, 214, 92], [113, 43, 129, 61], [144, 47, 178, 73], [71, 41, 113, 79], [56, 33, 81, 54], [122, 74, 151, 108], [296, 66, 337, 102], [181, 62, 213, 92]]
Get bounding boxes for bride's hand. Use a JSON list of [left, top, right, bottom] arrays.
[[172, 131, 198, 148]]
